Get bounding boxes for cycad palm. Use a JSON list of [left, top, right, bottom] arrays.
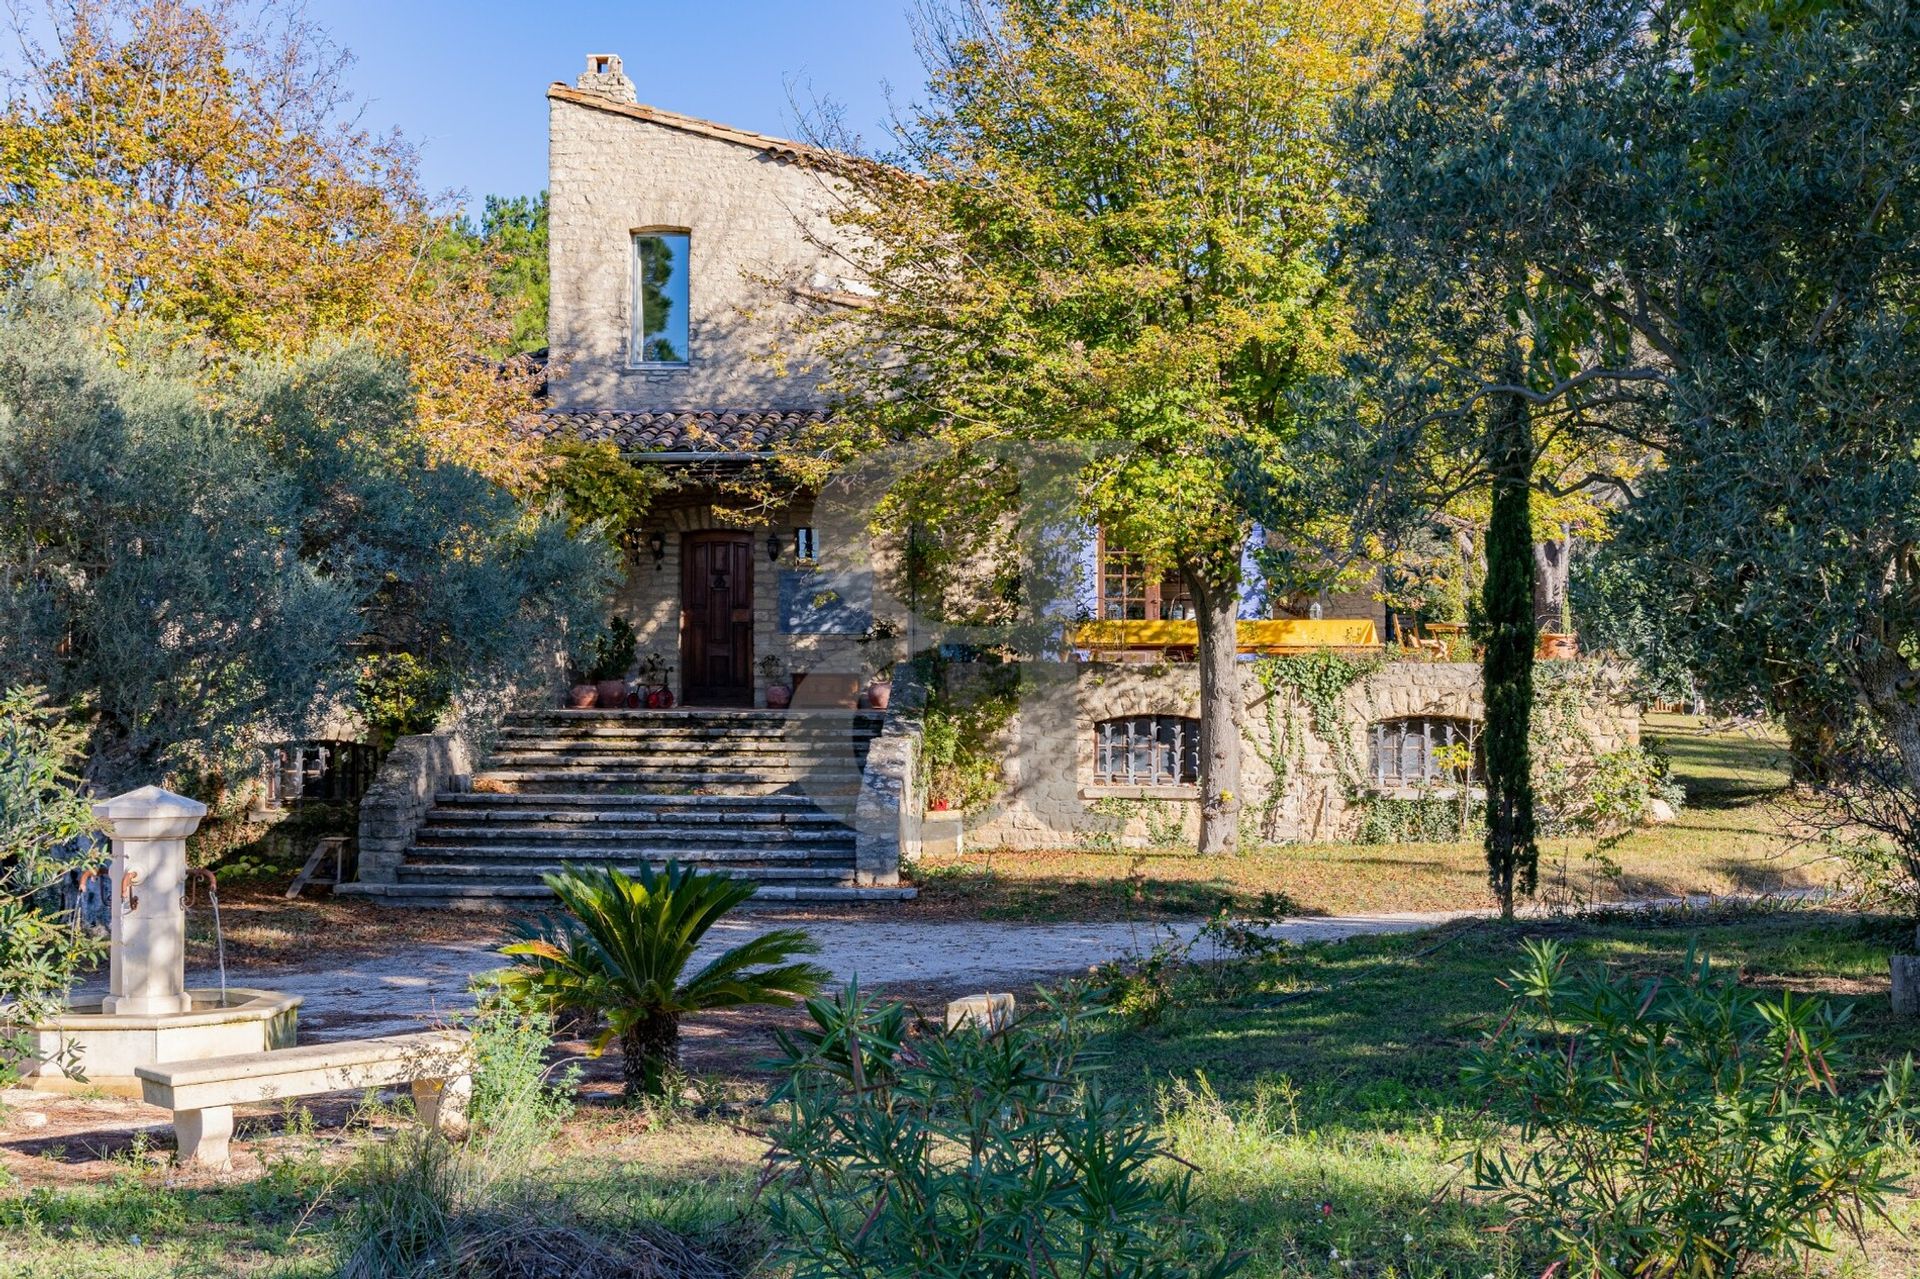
[[498, 862, 829, 1099]]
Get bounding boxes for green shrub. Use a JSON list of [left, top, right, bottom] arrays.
[[578, 617, 638, 684], [1465, 939, 1916, 1278], [915, 656, 1017, 812], [499, 862, 827, 1100], [765, 983, 1243, 1278], [334, 1003, 578, 1277], [0, 687, 103, 1086]]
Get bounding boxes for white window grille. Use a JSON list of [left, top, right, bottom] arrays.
[[1094, 715, 1200, 785]]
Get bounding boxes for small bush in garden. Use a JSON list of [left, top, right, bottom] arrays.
[[499, 861, 828, 1101], [336, 1004, 591, 1277], [1466, 939, 1917, 1278], [0, 687, 102, 1086], [764, 983, 1243, 1279]]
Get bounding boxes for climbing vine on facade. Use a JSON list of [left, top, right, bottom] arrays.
[[1245, 650, 1384, 843]]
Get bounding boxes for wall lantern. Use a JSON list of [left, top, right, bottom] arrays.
[[646, 530, 667, 570], [767, 528, 784, 563], [793, 526, 818, 562]]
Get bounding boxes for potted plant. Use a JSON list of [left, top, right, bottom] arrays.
[[584, 617, 638, 708], [866, 657, 896, 711], [638, 651, 675, 709], [859, 619, 901, 712], [759, 655, 792, 710], [1538, 596, 1578, 660]]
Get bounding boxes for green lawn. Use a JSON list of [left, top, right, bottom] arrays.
[[6, 910, 1915, 1277], [1119, 909, 1920, 1277]]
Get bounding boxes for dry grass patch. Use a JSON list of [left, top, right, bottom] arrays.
[[908, 714, 1830, 921]]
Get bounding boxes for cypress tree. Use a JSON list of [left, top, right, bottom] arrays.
[[1482, 367, 1538, 919]]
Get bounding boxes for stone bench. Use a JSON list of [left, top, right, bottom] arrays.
[[135, 1029, 472, 1169]]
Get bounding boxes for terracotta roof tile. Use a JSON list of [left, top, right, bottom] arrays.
[[525, 408, 828, 455]]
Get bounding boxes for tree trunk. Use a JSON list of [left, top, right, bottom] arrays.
[[619, 1011, 682, 1101], [1857, 655, 1920, 790], [1483, 378, 1539, 920], [1193, 575, 1244, 856], [1774, 682, 1842, 786], [1532, 532, 1573, 632]]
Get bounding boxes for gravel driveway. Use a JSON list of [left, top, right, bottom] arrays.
[[142, 908, 1475, 1039]]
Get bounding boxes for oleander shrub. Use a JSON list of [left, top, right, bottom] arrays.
[[1466, 939, 1916, 1278], [765, 982, 1243, 1279]]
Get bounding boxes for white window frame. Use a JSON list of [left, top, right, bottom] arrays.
[[628, 229, 691, 367]]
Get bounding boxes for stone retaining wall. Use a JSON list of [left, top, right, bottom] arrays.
[[959, 659, 1639, 851], [355, 733, 472, 884]]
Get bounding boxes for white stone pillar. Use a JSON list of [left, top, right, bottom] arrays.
[[96, 786, 206, 1017]]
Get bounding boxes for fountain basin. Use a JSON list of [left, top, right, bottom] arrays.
[[23, 987, 301, 1097]]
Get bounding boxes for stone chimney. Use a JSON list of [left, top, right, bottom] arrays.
[[575, 53, 637, 105]]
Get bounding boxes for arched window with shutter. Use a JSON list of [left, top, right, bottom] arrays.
[[1367, 716, 1483, 786]]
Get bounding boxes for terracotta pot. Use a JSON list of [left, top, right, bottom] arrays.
[[929, 798, 952, 812], [765, 683, 792, 710], [867, 681, 892, 711], [596, 679, 628, 708], [1538, 632, 1579, 660], [567, 683, 597, 709]]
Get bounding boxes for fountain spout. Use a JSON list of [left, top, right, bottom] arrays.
[[183, 868, 229, 1007]]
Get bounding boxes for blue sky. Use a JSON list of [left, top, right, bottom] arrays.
[[305, 1, 925, 211]]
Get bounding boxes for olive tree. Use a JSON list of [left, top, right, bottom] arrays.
[[0, 276, 619, 787]]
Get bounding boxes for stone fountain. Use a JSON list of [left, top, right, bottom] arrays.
[[22, 786, 301, 1096]]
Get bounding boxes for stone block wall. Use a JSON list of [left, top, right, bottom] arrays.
[[610, 490, 909, 706], [546, 89, 848, 412], [958, 659, 1640, 851], [356, 732, 472, 884]]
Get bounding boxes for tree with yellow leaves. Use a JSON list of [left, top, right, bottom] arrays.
[[798, 0, 1407, 855], [0, 0, 542, 486]]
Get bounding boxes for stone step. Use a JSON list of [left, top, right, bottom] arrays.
[[418, 821, 856, 841], [433, 790, 827, 808], [401, 852, 852, 871], [464, 779, 860, 799], [488, 744, 872, 763], [417, 806, 848, 828], [495, 722, 882, 740], [336, 881, 917, 907], [507, 709, 884, 729], [404, 843, 852, 866]]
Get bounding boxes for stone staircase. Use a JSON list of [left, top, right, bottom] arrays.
[[348, 708, 915, 906]]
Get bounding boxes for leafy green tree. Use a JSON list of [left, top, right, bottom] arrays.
[[1303, 1, 1665, 913], [0, 688, 102, 1085], [499, 862, 829, 1100], [0, 0, 543, 485], [1331, 0, 1920, 807], [0, 275, 617, 785], [797, 0, 1404, 853], [448, 193, 550, 357]]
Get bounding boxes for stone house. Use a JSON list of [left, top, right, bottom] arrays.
[[515, 54, 1637, 857]]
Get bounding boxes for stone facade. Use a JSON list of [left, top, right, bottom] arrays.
[[960, 659, 1640, 851], [546, 83, 850, 412]]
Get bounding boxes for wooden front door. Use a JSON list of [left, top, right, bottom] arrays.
[[681, 532, 755, 706]]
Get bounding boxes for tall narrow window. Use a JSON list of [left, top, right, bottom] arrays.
[[1096, 530, 1192, 620], [630, 231, 690, 364]]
